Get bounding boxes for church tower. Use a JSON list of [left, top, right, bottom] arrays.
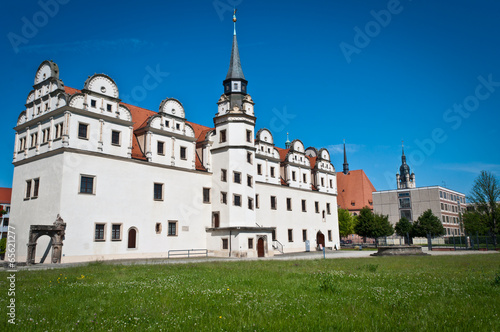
[[396, 142, 416, 189], [211, 10, 257, 228], [343, 139, 349, 175]]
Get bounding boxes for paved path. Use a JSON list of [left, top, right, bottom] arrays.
[[2, 248, 498, 272]]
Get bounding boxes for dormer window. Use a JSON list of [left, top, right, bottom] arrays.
[[165, 120, 170, 127]]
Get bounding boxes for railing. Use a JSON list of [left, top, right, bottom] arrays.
[[167, 249, 208, 259], [272, 240, 284, 254]]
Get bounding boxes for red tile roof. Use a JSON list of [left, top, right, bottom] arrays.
[[308, 156, 317, 169], [64, 86, 80, 95], [0, 188, 12, 204], [276, 147, 289, 162], [337, 170, 376, 211], [186, 121, 212, 143]]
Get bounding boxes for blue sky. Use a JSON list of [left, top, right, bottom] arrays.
[[1, 0, 499, 195]]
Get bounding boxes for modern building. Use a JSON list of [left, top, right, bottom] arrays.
[[0, 188, 12, 238], [9, 15, 340, 264], [373, 146, 465, 236]]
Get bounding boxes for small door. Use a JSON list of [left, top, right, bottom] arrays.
[[316, 231, 325, 248], [128, 228, 137, 249], [257, 238, 265, 257], [212, 212, 220, 228]]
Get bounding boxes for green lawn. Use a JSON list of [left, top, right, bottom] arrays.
[[1, 254, 499, 331]]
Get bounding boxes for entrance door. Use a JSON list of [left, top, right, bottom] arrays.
[[128, 228, 137, 248], [316, 231, 325, 248], [257, 238, 265, 257]]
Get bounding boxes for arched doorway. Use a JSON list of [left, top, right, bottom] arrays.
[[257, 237, 265, 257], [26, 215, 66, 265], [316, 231, 325, 249], [128, 228, 137, 249]]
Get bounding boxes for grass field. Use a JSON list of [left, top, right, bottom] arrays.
[[1, 254, 500, 331]]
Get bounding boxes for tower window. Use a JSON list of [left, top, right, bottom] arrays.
[[221, 169, 227, 182], [180, 147, 187, 160], [257, 164, 262, 175], [246, 130, 252, 143], [220, 130, 227, 143], [234, 172, 241, 184], [157, 141, 164, 155], [111, 130, 120, 146], [270, 167, 275, 178]]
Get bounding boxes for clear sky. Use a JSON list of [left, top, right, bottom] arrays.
[[2, 0, 499, 195]]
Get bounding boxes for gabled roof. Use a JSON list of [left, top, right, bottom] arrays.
[[337, 170, 376, 211], [0, 188, 12, 204], [63, 86, 212, 165]]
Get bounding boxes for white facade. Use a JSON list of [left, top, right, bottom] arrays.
[[10, 40, 340, 263]]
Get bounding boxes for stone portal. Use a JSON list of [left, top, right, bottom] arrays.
[[26, 215, 67, 265]]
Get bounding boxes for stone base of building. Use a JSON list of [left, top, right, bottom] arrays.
[[370, 245, 428, 256]]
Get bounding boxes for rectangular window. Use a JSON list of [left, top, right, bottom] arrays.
[[222, 238, 229, 250], [271, 196, 277, 210], [157, 141, 164, 155], [155, 223, 162, 234], [168, 221, 178, 236], [111, 130, 120, 145], [25, 180, 32, 199], [287, 197, 292, 211], [95, 224, 105, 241], [246, 130, 252, 143], [248, 197, 254, 210], [221, 169, 227, 182], [302, 199, 307, 212], [247, 175, 253, 187], [220, 129, 226, 143], [302, 229, 307, 242], [303, 174, 307, 183], [248, 238, 254, 249], [221, 192, 227, 204], [292, 171, 296, 181], [399, 198, 411, 209], [203, 188, 211, 203], [107, 104, 112, 112], [321, 178, 324, 187], [247, 152, 253, 164], [288, 229, 293, 242], [176, 123, 181, 130], [55, 123, 63, 139], [255, 194, 259, 209], [33, 178, 40, 198], [328, 230, 332, 242], [78, 123, 88, 139], [330, 179, 333, 188], [257, 164, 262, 175], [234, 194, 242, 207], [80, 176, 94, 194], [165, 120, 170, 127], [90, 99, 97, 108], [270, 167, 275, 178], [315, 201, 319, 213], [326, 203, 331, 214], [154, 183, 163, 200], [111, 224, 121, 240], [234, 172, 241, 184], [180, 147, 187, 160], [31, 133, 38, 147]]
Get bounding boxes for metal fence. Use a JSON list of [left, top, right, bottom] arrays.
[[341, 233, 499, 251]]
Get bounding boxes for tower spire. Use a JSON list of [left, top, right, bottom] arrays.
[[223, 8, 248, 109], [401, 140, 406, 164], [343, 139, 349, 174], [285, 132, 291, 149]]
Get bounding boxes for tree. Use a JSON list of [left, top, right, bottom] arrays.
[[462, 211, 489, 235], [467, 171, 500, 239], [338, 208, 355, 237], [395, 217, 412, 244], [411, 209, 445, 237], [354, 207, 393, 241]]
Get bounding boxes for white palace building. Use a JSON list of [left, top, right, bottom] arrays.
[[10, 16, 340, 264]]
